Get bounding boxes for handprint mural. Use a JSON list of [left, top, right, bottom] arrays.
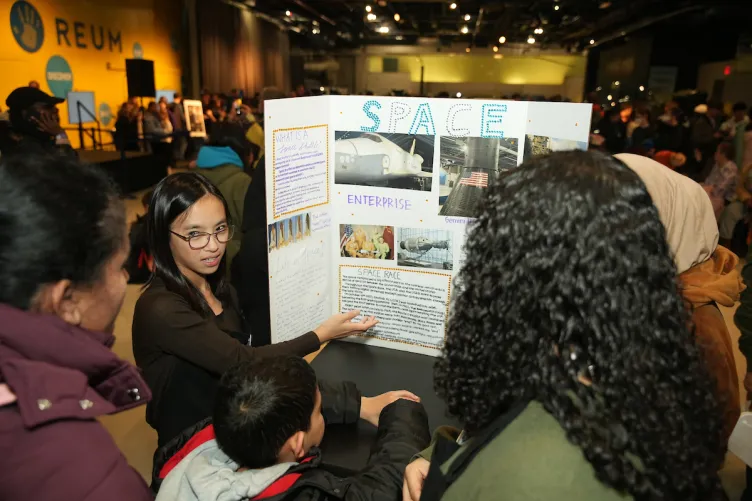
[[10, 1, 44, 53]]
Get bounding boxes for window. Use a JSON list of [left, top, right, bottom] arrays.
[[362, 134, 383, 143]]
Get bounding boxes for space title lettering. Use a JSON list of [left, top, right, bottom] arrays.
[[359, 100, 507, 138]]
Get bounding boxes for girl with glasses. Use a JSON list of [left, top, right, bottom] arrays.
[[132, 172, 377, 448]]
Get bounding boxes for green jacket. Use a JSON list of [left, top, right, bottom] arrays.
[[197, 164, 250, 271], [425, 402, 631, 500]]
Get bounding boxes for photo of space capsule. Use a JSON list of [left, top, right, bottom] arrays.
[[438, 136, 519, 218], [334, 131, 435, 192], [397, 228, 454, 270]]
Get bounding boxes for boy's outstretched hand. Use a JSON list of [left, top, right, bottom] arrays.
[[360, 390, 421, 426]]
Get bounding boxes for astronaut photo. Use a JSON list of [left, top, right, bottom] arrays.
[[340, 224, 394, 260]]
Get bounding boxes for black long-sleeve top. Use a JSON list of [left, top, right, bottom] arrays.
[[132, 276, 320, 445]]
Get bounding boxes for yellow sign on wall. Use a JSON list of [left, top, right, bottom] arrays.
[[1, 0, 182, 147], [368, 54, 586, 85]]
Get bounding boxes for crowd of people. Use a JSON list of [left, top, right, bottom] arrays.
[[590, 98, 752, 253], [111, 87, 297, 167], [2, 79, 752, 501]]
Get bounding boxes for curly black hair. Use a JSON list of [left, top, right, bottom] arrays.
[[435, 150, 725, 500]]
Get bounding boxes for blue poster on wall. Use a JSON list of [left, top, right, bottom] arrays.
[[46, 55, 73, 98], [10, 0, 44, 53]]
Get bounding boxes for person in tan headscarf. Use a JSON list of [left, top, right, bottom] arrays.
[[617, 153, 744, 441]]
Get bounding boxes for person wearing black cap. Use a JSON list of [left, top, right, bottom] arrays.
[[1, 86, 76, 158]]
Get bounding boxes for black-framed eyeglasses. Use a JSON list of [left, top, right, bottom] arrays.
[[171, 225, 235, 250]]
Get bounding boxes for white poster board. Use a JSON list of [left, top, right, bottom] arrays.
[[183, 99, 207, 138], [265, 96, 591, 356]]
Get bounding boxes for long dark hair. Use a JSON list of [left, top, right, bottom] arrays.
[[0, 154, 125, 309], [435, 151, 725, 499], [147, 172, 232, 317]]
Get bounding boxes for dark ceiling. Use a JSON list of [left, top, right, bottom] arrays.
[[251, 0, 749, 51]]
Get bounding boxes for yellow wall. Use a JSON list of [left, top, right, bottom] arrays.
[[368, 54, 585, 85], [1, 0, 182, 147]]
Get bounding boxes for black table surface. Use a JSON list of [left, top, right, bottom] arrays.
[[310, 340, 459, 475]]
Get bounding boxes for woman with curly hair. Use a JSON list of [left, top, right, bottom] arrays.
[[404, 151, 727, 501]]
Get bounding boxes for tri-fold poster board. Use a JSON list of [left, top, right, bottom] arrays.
[[265, 96, 592, 356]]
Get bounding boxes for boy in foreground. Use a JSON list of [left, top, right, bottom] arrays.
[[155, 356, 430, 501]]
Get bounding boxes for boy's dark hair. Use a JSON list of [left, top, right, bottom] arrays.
[[733, 101, 748, 112], [209, 122, 252, 160], [718, 140, 735, 162], [214, 356, 318, 469]]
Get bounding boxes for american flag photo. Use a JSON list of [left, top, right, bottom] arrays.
[[438, 136, 519, 218], [340, 224, 353, 250], [458, 171, 488, 188]]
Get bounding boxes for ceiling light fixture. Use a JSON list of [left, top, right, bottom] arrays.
[[554, 5, 560, 10], [461, 25, 469, 34], [450, 2, 457, 9], [456, 92, 462, 98], [614, 81, 620, 86], [607, 94, 612, 100], [589, 39, 595, 44], [312, 28, 320, 34], [378, 26, 390, 33], [394, 13, 400, 21], [320, 87, 325, 92], [639, 85, 645, 91], [464, 14, 471, 21], [499, 36, 506, 44], [366, 5, 372, 12], [396, 35, 404, 40], [465, 47, 471, 52], [285, 10, 291, 16], [493, 46, 498, 52], [367, 13, 377, 21], [527, 36, 535, 44]]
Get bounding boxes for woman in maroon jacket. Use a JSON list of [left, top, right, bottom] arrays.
[[0, 154, 154, 500]]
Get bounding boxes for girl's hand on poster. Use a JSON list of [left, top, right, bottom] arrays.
[[361, 390, 420, 426], [313, 310, 378, 342]]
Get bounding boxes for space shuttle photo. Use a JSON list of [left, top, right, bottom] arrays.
[[334, 131, 434, 192]]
